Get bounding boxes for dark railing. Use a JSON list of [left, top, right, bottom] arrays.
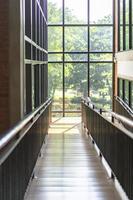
[[0, 98, 52, 200], [114, 96, 133, 132], [82, 98, 133, 200], [114, 96, 133, 119]]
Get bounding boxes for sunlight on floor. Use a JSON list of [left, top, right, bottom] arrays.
[[49, 117, 81, 135], [25, 117, 121, 200]]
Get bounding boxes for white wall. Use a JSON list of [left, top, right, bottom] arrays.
[[118, 61, 133, 81]]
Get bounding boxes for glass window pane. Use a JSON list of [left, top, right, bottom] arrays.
[[65, 63, 88, 111], [126, 26, 129, 50], [132, 26, 133, 49], [131, 82, 133, 109], [90, 63, 112, 110], [25, 65, 32, 114], [120, 0, 123, 25], [90, 0, 112, 24], [125, 80, 129, 105], [132, 0, 133, 48], [65, 0, 87, 24], [25, 0, 31, 37], [48, 64, 63, 111], [48, 27, 63, 52], [34, 65, 40, 108], [120, 26, 123, 51], [132, 1, 133, 27], [132, 0, 133, 21], [65, 27, 88, 52], [65, 54, 88, 62], [90, 53, 113, 62], [48, 54, 63, 62], [90, 27, 113, 52], [48, 0, 62, 24], [119, 79, 123, 99], [126, 0, 129, 25]]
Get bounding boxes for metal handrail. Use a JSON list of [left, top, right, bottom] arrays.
[[81, 97, 133, 129], [115, 96, 133, 116], [81, 97, 103, 111], [0, 98, 52, 151], [110, 111, 133, 128], [82, 95, 133, 200]]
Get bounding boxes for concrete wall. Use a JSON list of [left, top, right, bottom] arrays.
[[118, 61, 133, 81], [117, 51, 133, 81]]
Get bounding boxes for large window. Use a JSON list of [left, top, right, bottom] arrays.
[[48, 0, 113, 116]]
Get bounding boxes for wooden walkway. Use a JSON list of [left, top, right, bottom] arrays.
[[25, 117, 121, 200]]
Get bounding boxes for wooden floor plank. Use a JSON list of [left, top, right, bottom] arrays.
[[25, 117, 121, 200]]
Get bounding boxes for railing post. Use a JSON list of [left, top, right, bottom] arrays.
[[112, 116, 114, 123]]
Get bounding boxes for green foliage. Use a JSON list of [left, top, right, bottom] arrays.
[[48, 63, 62, 97], [90, 26, 112, 52], [48, 2, 62, 24], [65, 27, 88, 52], [48, 2, 113, 111]]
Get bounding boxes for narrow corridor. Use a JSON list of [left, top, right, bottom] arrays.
[[25, 117, 121, 200]]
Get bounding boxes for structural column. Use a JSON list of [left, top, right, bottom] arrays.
[[0, 0, 24, 133]]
